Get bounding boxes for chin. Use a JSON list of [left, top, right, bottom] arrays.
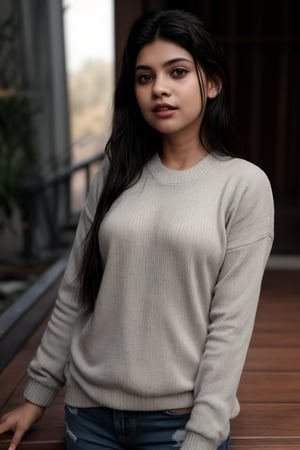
[[149, 123, 180, 135]]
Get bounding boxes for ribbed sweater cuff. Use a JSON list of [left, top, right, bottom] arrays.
[[23, 380, 57, 408], [181, 431, 215, 450]]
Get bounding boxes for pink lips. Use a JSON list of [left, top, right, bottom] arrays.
[[152, 103, 177, 118]]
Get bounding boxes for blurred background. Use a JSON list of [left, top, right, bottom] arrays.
[[0, 0, 299, 316]]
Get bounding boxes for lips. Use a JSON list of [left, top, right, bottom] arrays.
[[152, 103, 177, 112]]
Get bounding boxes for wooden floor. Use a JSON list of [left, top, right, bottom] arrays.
[[0, 270, 300, 449]]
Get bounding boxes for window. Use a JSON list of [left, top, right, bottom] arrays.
[[63, 0, 114, 212]]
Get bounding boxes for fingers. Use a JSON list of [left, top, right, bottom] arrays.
[[0, 414, 25, 450], [0, 413, 14, 434], [0, 416, 27, 450], [8, 427, 26, 450], [0, 411, 27, 450], [0, 403, 45, 450]]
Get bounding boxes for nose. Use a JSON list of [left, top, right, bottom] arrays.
[[152, 75, 171, 98]]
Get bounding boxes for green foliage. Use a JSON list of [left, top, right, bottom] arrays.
[[0, 92, 36, 220]]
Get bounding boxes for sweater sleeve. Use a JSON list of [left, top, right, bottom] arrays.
[[181, 168, 274, 450], [23, 159, 108, 407]]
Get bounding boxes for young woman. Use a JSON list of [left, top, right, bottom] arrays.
[[0, 9, 274, 450]]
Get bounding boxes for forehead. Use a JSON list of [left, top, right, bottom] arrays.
[[135, 39, 194, 67]]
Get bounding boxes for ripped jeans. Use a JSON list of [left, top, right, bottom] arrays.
[[65, 405, 230, 449]]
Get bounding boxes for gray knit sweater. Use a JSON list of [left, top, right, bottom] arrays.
[[24, 152, 274, 450]]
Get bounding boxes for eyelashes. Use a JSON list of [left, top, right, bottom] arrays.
[[172, 68, 188, 78], [136, 68, 189, 84], [137, 74, 153, 84]]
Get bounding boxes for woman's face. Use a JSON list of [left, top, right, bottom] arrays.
[[135, 39, 218, 140]]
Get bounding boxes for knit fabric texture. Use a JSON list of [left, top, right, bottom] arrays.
[[24, 152, 274, 450]]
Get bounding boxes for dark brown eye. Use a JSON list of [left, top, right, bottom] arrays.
[[137, 74, 153, 84], [172, 68, 188, 78]]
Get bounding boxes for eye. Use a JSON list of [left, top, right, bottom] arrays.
[[171, 68, 188, 78], [136, 73, 153, 84]]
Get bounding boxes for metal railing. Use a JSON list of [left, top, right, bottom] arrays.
[[22, 151, 105, 257]]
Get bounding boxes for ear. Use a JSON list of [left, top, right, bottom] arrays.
[[207, 77, 221, 99]]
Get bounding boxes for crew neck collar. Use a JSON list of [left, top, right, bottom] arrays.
[[147, 152, 221, 184]]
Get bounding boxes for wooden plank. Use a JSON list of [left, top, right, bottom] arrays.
[[261, 271, 300, 296], [238, 372, 300, 402], [230, 442, 300, 449], [250, 331, 300, 348], [0, 405, 65, 449], [0, 256, 66, 372], [256, 299, 300, 314], [255, 320, 300, 334], [0, 442, 65, 450], [231, 403, 300, 437], [245, 347, 300, 371], [1, 269, 300, 449], [0, 315, 50, 406]]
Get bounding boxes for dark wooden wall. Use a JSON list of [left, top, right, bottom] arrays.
[[115, 0, 300, 254]]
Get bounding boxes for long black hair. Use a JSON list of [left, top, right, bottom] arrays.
[[79, 9, 236, 314]]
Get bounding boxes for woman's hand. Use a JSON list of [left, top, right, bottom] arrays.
[[0, 401, 45, 450]]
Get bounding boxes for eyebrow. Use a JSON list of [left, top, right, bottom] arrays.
[[135, 57, 193, 71]]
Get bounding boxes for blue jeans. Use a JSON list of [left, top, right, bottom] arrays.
[[65, 406, 230, 449]]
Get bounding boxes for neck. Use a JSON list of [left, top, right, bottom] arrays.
[[160, 135, 208, 170]]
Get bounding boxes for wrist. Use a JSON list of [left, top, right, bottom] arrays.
[[25, 399, 46, 410]]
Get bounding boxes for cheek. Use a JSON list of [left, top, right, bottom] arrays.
[[186, 82, 203, 114], [135, 91, 151, 122], [189, 79, 202, 100], [135, 87, 145, 109]]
